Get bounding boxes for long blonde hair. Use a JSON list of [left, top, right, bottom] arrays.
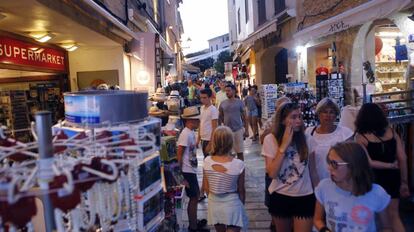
[[211, 126, 233, 156], [272, 102, 308, 161]]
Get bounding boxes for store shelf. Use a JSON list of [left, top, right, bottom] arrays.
[[380, 83, 407, 86], [376, 60, 409, 64], [376, 71, 406, 74]]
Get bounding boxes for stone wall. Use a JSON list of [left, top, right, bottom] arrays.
[[296, 0, 369, 30]]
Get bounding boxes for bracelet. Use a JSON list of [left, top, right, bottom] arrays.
[[319, 226, 332, 232]]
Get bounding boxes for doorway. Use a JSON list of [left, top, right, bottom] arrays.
[[274, 48, 288, 83]]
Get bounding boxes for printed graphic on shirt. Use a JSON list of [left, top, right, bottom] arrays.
[[277, 146, 308, 185], [326, 200, 374, 232], [189, 142, 198, 168]]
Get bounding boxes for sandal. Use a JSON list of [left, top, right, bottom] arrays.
[[198, 194, 207, 202]]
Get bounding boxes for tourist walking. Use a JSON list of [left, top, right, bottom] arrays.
[[355, 103, 410, 232], [198, 88, 219, 202], [244, 86, 259, 141], [187, 79, 197, 106], [306, 97, 353, 185], [262, 102, 314, 232], [203, 126, 248, 232], [219, 84, 249, 160], [215, 80, 228, 109], [314, 142, 391, 232], [177, 107, 203, 232]]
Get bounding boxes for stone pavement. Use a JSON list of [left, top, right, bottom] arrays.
[[179, 138, 414, 232]]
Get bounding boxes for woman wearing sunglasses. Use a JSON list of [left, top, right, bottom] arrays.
[[262, 102, 314, 232], [314, 142, 391, 232], [355, 103, 410, 231]]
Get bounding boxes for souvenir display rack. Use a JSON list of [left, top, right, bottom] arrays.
[[279, 83, 318, 127], [0, 90, 171, 232], [259, 84, 278, 120], [327, 73, 345, 108]]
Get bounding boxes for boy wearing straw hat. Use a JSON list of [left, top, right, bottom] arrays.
[[177, 106, 204, 232]]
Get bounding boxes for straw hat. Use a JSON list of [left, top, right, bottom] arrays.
[[181, 106, 200, 119], [170, 90, 180, 96]]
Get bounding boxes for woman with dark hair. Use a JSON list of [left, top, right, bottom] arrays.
[[314, 142, 391, 232], [262, 102, 314, 232], [355, 103, 409, 232]]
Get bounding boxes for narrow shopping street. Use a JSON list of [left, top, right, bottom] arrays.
[[180, 138, 271, 231]]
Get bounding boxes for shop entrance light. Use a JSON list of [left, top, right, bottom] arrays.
[[296, 46, 305, 54], [29, 32, 55, 43], [377, 31, 403, 37], [60, 43, 79, 52]]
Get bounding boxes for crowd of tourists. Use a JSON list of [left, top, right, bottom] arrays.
[[174, 78, 410, 232]]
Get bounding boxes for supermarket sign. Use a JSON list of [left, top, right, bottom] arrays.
[[0, 36, 66, 72]]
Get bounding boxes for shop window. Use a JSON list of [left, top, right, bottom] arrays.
[[374, 25, 408, 93], [274, 0, 286, 15], [258, 0, 266, 26]]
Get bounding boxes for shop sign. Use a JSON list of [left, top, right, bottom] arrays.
[[328, 21, 350, 33], [0, 36, 66, 71]]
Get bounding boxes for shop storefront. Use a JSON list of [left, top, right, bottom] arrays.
[[294, 0, 414, 187], [0, 31, 69, 141]]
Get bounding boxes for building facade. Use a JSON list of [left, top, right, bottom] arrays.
[[0, 0, 184, 94], [208, 34, 230, 53]]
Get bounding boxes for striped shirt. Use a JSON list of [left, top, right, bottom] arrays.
[[203, 156, 245, 194]]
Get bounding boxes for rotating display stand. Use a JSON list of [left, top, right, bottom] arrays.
[[0, 91, 168, 232]]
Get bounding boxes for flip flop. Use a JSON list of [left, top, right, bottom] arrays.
[[198, 194, 207, 202]]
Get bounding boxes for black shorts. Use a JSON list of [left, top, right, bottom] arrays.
[[201, 140, 210, 158], [268, 192, 315, 219], [182, 172, 199, 198], [264, 173, 272, 208]]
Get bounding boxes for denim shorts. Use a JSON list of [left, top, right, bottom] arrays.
[[247, 109, 258, 117]]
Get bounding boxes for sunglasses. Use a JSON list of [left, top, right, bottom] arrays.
[[327, 158, 348, 169]]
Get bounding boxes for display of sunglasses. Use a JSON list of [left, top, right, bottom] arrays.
[[327, 158, 348, 169]]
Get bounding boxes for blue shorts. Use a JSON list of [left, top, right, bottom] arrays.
[[247, 109, 258, 117]]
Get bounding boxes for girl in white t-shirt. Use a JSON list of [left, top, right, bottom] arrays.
[[314, 142, 391, 232], [306, 97, 353, 185], [262, 102, 314, 232], [203, 126, 248, 232]]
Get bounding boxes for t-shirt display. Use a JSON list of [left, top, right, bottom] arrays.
[[200, 105, 219, 141], [315, 179, 390, 232], [261, 134, 313, 196], [177, 127, 198, 174]]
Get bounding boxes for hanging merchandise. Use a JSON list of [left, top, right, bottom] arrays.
[[0, 90, 173, 232], [280, 83, 318, 127], [316, 75, 329, 101], [395, 44, 408, 62], [259, 84, 278, 120], [327, 73, 345, 108]]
